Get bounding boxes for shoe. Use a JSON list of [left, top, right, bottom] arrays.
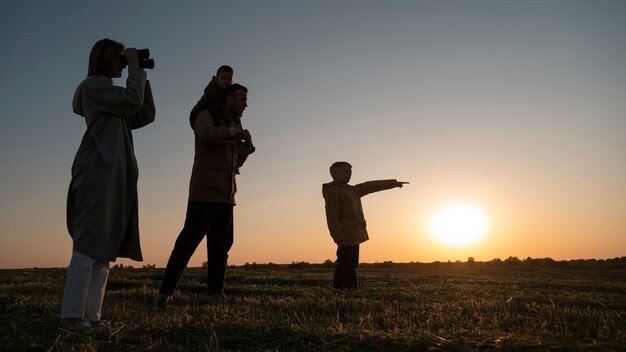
[[153, 294, 171, 311], [60, 318, 92, 332], [90, 320, 110, 329], [207, 293, 225, 306]]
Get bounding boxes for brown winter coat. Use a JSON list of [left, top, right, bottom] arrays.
[[322, 180, 400, 246], [67, 68, 155, 262], [188, 102, 238, 204]]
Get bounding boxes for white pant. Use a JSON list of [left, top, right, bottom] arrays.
[[60, 250, 110, 321]]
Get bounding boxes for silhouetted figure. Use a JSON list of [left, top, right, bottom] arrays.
[[189, 66, 255, 162], [61, 38, 155, 331], [322, 162, 408, 290], [189, 65, 233, 128], [155, 82, 254, 309]]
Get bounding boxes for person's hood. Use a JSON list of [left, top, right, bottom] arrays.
[[322, 180, 348, 199], [72, 79, 86, 117], [73, 75, 108, 117], [203, 79, 224, 97]]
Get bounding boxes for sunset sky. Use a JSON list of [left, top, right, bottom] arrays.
[[1, 1, 625, 269]]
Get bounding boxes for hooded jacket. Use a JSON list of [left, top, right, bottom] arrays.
[[322, 179, 400, 246], [188, 84, 239, 204], [67, 68, 155, 262], [189, 81, 232, 129]]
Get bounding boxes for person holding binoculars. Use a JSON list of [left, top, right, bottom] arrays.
[[60, 38, 155, 331]]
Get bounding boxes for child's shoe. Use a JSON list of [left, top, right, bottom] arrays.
[[153, 294, 171, 311], [207, 293, 225, 306]]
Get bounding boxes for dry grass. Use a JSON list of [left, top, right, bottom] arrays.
[[1, 264, 624, 351]]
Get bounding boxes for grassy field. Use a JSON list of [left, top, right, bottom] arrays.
[[1, 263, 624, 351]]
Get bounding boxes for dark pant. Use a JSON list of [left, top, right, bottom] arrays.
[[334, 244, 360, 290], [160, 201, 233, 296]]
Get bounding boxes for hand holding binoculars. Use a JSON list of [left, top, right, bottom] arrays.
[[120, 48, 155, 69]]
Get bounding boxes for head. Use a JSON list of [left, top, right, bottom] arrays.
[[88, 38, 125, 79], [225, 83, 248, 118], [330, 161, 352, 184], [213, 65, 234, 89]]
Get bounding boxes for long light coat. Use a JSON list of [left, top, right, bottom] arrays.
[[67, 68, 155, 262], [322, 180, 399, 246]]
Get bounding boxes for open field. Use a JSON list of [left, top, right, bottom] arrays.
[[1, 263, 625, 351]]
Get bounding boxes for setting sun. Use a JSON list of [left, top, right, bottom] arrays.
[[427, 202, 490, 247]]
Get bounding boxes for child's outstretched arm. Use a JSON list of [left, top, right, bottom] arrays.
[[355, 179, 408, 197]]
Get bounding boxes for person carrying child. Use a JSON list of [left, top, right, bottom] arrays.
[[155, 81, 253, 309], [322, 161, 408, 290], [189, 65, 255, 164]]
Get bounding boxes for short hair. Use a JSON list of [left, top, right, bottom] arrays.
[[330, 161, 352, 174], [88, 38, 124, 77], [225, 83, 248, 97], [217, 65, 234, 75]]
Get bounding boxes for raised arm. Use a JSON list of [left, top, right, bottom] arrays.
[[83, 68, 147, 116], [355, 179, 406, 197], [127, 80, 155, 129]]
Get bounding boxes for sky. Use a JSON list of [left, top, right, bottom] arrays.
[[1, 1, 625, 269]]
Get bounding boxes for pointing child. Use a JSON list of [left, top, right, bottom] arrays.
[[322, 161, 408, 290]]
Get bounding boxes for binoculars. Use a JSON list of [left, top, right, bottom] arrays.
[[120, 48, 155, 69]]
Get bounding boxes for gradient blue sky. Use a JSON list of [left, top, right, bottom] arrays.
[[1, 1, 625, 268]]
